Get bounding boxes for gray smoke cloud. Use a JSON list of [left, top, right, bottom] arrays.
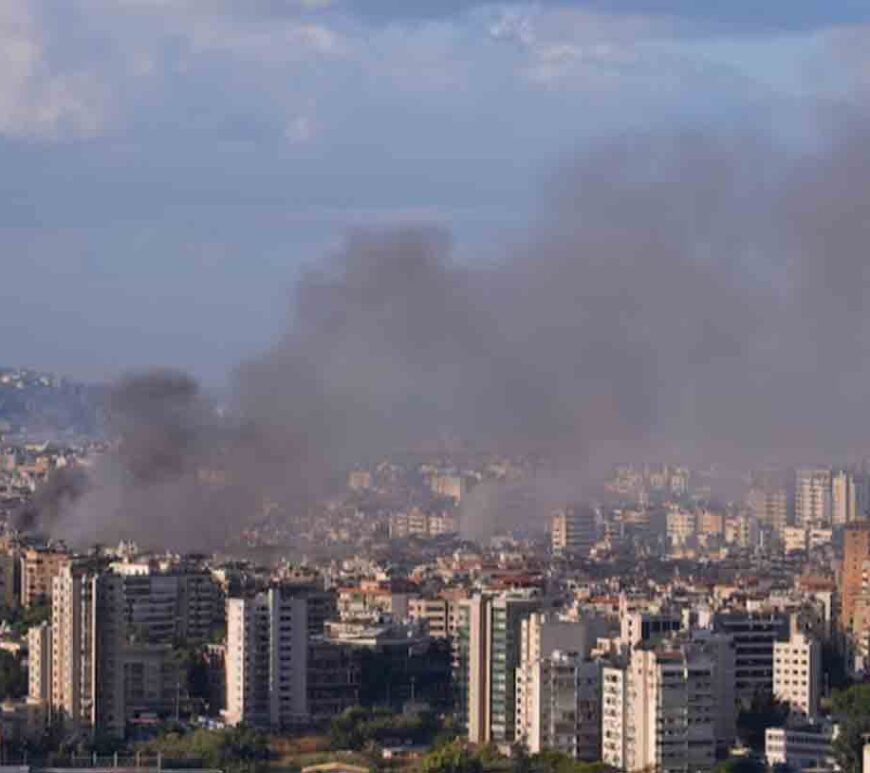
[[24, 115, 870, 547]]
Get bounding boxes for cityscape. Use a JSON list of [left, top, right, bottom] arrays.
[[1, 406, 870, 773], [4, 2, 870, 773]]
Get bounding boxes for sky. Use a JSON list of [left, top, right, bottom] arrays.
[[2, 0, 870, 384]]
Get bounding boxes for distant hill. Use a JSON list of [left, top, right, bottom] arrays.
[[0, 368, 104, 439]]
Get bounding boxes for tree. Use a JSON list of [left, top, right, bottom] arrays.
[[528, 750, 607, 773], [138, 726, 269, 773], [421, 740, 483, 773], [832, 684, 870, 773], [736, 691, 788, 752]]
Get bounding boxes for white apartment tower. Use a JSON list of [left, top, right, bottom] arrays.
[[773, 621, 821, 719], [515, 612, 605, 759], [224, 585, 321, 730], [601, 644, 723, 773], [795, 468, 833, 528], [519, 652, 601, 760], [50, 565, 126, 737]]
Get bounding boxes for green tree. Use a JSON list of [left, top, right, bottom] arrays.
[[832, 684, 870, 773], [528, 750, 607, 773], [736, 691, 788, 752], [138, 725, 269, 773], [421, 740, 483, 773]]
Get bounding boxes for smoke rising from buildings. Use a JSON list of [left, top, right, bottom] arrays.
[[23, 117, 870, 547]]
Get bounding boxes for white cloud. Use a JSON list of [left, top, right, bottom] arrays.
[[0, 0, 106, 139]]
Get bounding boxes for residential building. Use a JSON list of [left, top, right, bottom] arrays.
[[712, 612, 789, 702], [842, 520, 870, 632], [224, 583, 339, 730], [773, 622, 821, 719], [515, 612, 606, 758], [21, 547, 70, 607], [551, 507, 596, 559], [50, 564, 126, 736], [765, 723, 838, 771], [795, 468, 832, 529], [458, 592, 541, 745]]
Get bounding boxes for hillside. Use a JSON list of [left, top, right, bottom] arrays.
[[0, 368, 103, 439]]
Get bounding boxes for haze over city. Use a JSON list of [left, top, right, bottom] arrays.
[[4, 3, 870, 773]]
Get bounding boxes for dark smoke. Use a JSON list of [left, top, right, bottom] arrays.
[[13, 465, 90, 534], [25, 117, 870, 546]]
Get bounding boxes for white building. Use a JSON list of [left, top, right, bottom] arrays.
[[51, 565, 126, 737], [795, 468, 833, 529], [601, 665, 629, 770], [519, 652, 600, 760], [765, 723, 837, 771], [515, 613, 605, 759], [601, 645, 721, 773], [224, 585, 330, 730], [773, 623, 821, 719]]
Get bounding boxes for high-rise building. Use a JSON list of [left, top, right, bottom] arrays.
[[841, 520, 870, 632], [20, 547, 70, 607], [832, 470, 858, 526], [601, 665, 629, 770], [457, 592, 541, 746], [50, 564, 126, 736], [224, 584, 337, 730], [551, 506, 596, 558], [773, 621, 821, 719], [519, 652, 601, 759], [795, 468, 832, 529], [515, 612, 605, 759], [747, 470, 790, 534], [602, 647, 718, 773], [113, 563, 225, 644], [28, 621, 52, 705], [712, 612, 788, 702]]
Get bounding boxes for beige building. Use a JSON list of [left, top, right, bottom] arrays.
[[27, 622, 51, 705], [21, 547, 70, 607], [773, 622, 821, 719], [408, 597, 451, 638], [551, 507, 596, 558]]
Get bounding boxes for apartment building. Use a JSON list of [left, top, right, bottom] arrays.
[[457, 592, 541, 746], [515, 612, 606, 759], [21, 547, 70, 607], [773, 622, 821, 719], [551, 506, 596, 558], [224, 584, 344, 730], [50, 564, 126, 737]]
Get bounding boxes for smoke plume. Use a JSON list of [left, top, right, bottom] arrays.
[[23, 116, 870, 547]]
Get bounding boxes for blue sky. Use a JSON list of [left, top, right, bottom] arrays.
[[1, 0, 868, 383]]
